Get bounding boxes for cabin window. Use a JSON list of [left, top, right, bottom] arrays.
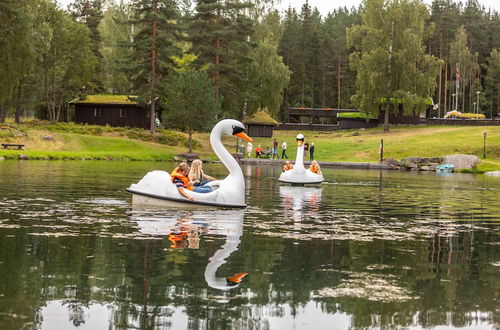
[[119, 108, 127, 117], [94, 108, 103, 117]]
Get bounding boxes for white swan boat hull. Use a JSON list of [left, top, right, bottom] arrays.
[[128, 188, 246, 209]]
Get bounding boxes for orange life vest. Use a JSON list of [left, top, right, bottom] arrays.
[[283, 164, 294, 171], [310, 164, 321, 174], [171, 167, 194, 191]]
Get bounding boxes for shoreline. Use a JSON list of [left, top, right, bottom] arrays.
[[238, 158, 392, 170]]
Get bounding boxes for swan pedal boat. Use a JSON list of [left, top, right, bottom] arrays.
[[127, 119, 253, 209], [278, 133, 324, 184]]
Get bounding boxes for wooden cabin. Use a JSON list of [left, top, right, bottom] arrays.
[[70, 95, 160, 130], [243, 110, 279, 138]]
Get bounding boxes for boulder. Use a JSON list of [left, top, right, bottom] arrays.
[[42, 136, 55, 141], [443, 154, 480, 169], [384, 158, 400, 167], [484, 171, 500, 177], [420, 165, 435, 171], [178, 153, 199, 162]]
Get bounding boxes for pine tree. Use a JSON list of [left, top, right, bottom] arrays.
[[125, 0, 181, 132], [164, 55, 220, 152], [483, 48, 500, 118], [189, 0, 254, 118], [70, 0, 105, 92]]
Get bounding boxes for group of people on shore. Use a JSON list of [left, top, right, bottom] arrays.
[[246, 138, 316, 160]]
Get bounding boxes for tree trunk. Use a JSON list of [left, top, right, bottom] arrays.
[[15, 80, 23, 124], [188, 129, 193, 153], [444, 62, 448, 112], [150, 0, 158, 134], [337, 54, 341, 109], [0, 103, 6, 123], [384, 106, 390, 132]]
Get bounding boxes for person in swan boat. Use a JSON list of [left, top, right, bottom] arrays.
[[188, 159, 216, 192], [171, 163, 211, 201], [283, 160, 294, 172], [309, 160, 322, 175]]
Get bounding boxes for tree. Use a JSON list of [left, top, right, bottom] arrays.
[[483, 49, 500, 118], [35, 2, 97, 122], [0, 0, 35, 123], [124, 0, 181, 133], [449, 26, 479, 112], [347, 0, 441, 131], [99, 1, 134, 93], [163, 55, 220, 153], [70, 0, 105, 91], [247, 11, 291, 117], [189, 0, 254, 118]]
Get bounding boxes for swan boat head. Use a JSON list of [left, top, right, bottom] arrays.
[[278, 133, 324, 184], [128, 119, 253, 208]]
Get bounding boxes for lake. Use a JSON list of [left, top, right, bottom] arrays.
[[0, 160, 499, 329]]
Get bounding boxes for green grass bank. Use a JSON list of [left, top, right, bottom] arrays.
[[0, 121, 498, 172]]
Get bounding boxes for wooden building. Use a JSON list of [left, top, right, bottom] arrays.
[[70, 95, 160, 130], [243, 110, 279, 138]]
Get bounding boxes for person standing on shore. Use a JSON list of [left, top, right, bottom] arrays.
[[281, 140, 288, 159], [246, 142, 253, 158], [272, 138, 278, 159], [309, 142, 315, 161], [304, 141, 309, 160]]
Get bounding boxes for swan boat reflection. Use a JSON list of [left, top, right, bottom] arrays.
[[131, 209, 247, 290]]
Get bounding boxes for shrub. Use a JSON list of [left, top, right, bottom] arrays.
[[337, 112, 377, 119]]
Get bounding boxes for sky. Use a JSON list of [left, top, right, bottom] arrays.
[[56, 0, 500, 15]]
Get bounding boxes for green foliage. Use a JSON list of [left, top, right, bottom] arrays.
[[247, 11, 291, 117], [484, 49, 500, 118], [163, 68, 220, 152], [122, 0, 181, 110], [337, 112, 377, 119], [189, 0, 254, 118], [243, 109, 279, 125], [347, 0, 441, 130]]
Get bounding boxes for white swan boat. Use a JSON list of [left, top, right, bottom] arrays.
[[127, 119, 253, 208], [132, 209, 247, 290], [278, 133, 324, 184]]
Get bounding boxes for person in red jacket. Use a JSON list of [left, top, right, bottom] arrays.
[[255, 145, 263, 158]]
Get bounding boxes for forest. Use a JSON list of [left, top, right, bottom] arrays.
[[1, 0, 499, 130]]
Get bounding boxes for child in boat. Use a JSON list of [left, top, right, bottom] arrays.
[[309, 160, 322, 175], [188, 159, 215, 193], [171, 163, 195, 201], [283, 160, 294, 172]]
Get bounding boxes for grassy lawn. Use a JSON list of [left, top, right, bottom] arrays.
[[1, 122, 498, 171]]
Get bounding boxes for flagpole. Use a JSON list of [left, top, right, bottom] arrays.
[[455, 63, 460, 111]]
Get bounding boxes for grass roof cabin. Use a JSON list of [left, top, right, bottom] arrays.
[[243, 109, 279, 138], [70, 95, 161, 130]]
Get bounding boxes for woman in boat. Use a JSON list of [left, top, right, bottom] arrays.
[[188, 159, 215, 193], [309, 160, 322, 175]]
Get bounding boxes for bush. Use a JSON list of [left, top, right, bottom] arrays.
[[337, 112, 377, 119]]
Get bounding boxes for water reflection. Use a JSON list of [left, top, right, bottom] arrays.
[[0, 161, 498, 329], [131, 210, 247, 291], [280, 185, 322, 228]]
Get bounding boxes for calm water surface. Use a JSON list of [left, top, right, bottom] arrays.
[[0, 161, 499, 330]]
